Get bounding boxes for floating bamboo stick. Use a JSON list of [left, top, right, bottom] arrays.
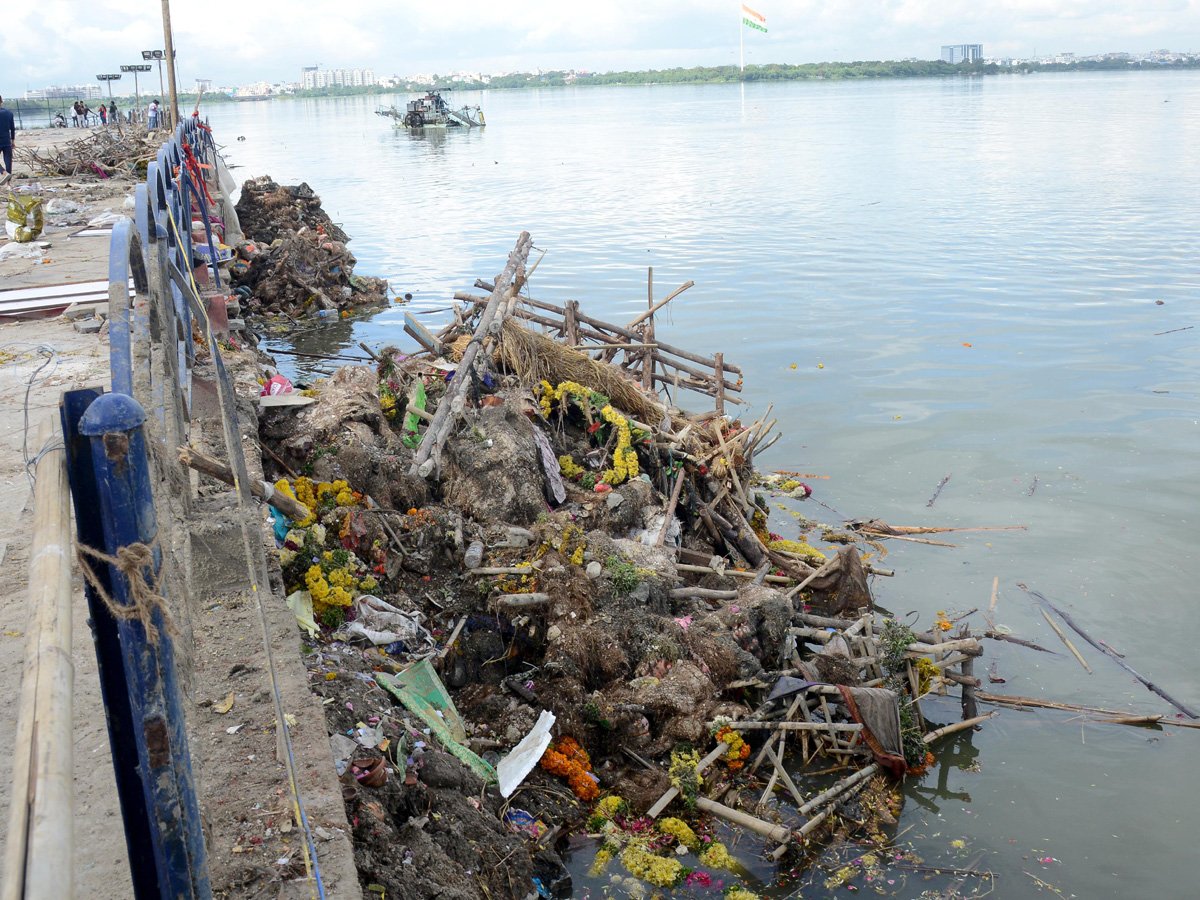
[[1037, 605, 1092, 674]]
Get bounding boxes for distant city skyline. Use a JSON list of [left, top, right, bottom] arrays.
[[14, 46, 1200, 103], [4, 1, 1199, 92]]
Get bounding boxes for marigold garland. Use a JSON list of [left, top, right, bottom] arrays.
[[715, 726, 752, 771], [538, 382, 640, 487], [540, 736, 599, 800]]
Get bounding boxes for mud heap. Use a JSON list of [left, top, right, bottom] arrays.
[[232, 176, 389, 316], [251, 235, 991, 900]]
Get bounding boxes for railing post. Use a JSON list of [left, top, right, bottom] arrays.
[[77, 392, 211, 900]]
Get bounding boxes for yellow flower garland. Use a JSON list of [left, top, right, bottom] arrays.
[[539, 383, 640, 487]]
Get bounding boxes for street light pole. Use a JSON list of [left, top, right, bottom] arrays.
[[144, 51, 168, 124], [160, 0, 181, 125]]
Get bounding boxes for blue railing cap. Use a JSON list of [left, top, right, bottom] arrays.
[[79, 392, 148, 436]]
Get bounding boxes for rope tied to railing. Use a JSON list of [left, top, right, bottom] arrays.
[[75, 538, 180, 645]]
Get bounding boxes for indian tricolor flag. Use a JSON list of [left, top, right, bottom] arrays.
[[742, 3, 767, 33]]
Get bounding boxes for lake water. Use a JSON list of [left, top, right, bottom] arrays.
[[207, 71, 1200, 899]]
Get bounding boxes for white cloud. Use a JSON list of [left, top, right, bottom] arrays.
[[2, 0, 1199, 91]]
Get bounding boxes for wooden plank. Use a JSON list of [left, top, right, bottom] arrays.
[[404, 312, 445, 356], [0, 279, 132, 303]]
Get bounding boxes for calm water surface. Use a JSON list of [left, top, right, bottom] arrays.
[[207, 72, 1200, 899]]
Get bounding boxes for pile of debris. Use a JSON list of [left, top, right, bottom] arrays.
[[242, 232, 1005, 899], [14, 126, 161, 178], [231, 176, 389, 316]]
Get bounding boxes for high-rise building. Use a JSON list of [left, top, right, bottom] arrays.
[[941, 44, 983, 64], [301, 66, 375, 89], [24, 84, 102, 101]]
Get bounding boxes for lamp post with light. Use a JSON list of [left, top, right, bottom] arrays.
[[120, 65, 152, 122]]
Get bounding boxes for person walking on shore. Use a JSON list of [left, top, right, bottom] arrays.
[[0, 96, 16, 185], [99, 103, 107, 125], [148, 99, 159, 129], [109, 101, 118, 124]]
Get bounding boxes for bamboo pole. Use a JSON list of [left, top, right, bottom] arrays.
[[413, 233, 532, 477], [2, 422, 73, 899], [693, 798, 792, 842], [714, 353, 725, 417], [1037, 605, 1092, 674]]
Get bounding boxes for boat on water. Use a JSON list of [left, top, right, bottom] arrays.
[[376, 91, 485, 129]]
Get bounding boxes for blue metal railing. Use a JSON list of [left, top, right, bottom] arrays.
[[76, 115, 329, 899]]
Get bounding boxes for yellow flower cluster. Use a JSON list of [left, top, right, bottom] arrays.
[[698, 841, 737, 871], [914, 656, 940, 694], [767, 539, 827, 564], [619, 845, 684, 888], [538, 380, 592, 417], [305, 565, 352, 607], [558, 455, 584, 479], [588, 847, 614, 877], [274, 478, 315, 526], [725, 888, 762, 900], [317, 479, 357, 507], [657, 818, 701, 852], [557, 525, 587, 566], [599, 405, 638, 486], [276, 477, 360, 526], [594, 796, 626, 820]]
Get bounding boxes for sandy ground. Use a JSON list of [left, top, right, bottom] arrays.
[[2, 126, 136, 291]]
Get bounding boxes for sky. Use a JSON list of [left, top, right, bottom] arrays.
[[3, 0, 1199, 93]]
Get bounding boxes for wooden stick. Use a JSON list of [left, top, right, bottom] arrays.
[[627, 280, 694, 329], [655, 466, 687, 547], [669, 587, 738, 601], [178, 446, 310, 523], [714, 352, 725, 417], [983, 631, 1059, 654], [1037, 605, 1092, 674], [472, 280, 742, 374], [2, 422, 73, 899], [494, 593, 549, 608], [989, 576, 999, 613], [926, 472, 951, 507], [922, 712, 996, 742], [258, 438, 298, 478], [730, 721, 863, 733], [412, 233, 532, 477], [766, 742, 806, 809], [437, 616, 468, 660], [676, 563, 792, 585], [785, 554, 840, 599]]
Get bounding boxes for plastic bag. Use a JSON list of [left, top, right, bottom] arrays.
[[6, 195, 44, 243]]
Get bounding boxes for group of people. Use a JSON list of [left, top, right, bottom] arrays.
[[57, 99, 168, 129]]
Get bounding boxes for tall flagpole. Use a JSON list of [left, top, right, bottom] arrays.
[[739, 3, 744, 72]]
